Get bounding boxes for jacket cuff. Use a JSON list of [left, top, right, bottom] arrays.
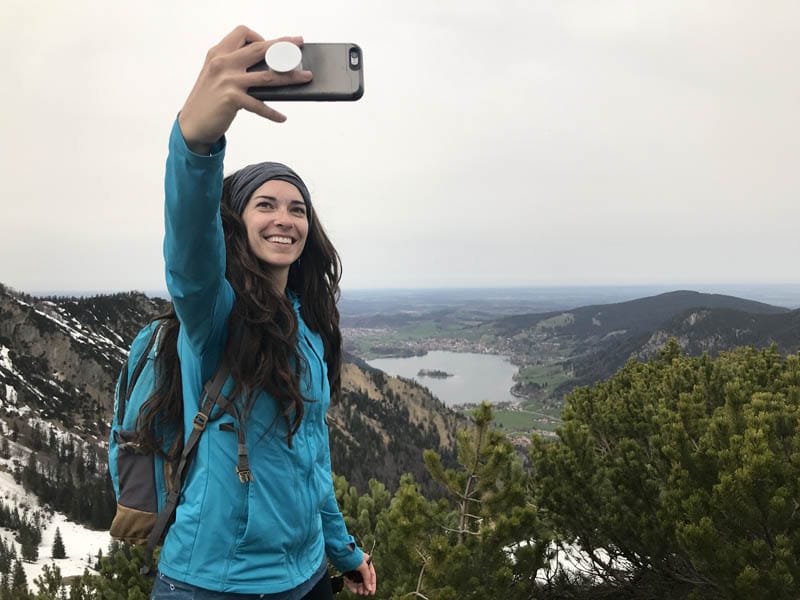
[[326, 538, 365, 573], [170, 115, 226, 164]]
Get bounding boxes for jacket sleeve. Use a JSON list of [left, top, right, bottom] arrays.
[[319, 424, 365, 573], [163, 117, 234, 370]]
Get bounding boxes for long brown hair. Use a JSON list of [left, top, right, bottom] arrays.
[[137, 172, 342, 450], [135, 307, 183, 458], [220, 172, 342, 444]]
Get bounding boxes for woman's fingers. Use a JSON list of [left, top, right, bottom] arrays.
[[239, 95, 287, 123], [235, 67, 312, 122], [213, 25, 266, 54], [236, 68, 313, 89], [363, 560, 377, 595]]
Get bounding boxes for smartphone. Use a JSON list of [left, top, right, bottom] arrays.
[[248, 43, 364, 101]]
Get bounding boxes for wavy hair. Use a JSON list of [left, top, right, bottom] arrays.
[[220, 173, 342, 445], [136, 172, 342, 451], [134, 307, 183, 458]]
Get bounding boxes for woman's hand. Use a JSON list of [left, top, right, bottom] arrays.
[[343, 553, 377, 596], [178, 25, 313, 154]]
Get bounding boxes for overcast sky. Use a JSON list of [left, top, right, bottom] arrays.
[[1, 0, 798, 293]]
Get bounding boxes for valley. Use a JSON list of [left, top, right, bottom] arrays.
[[341, 286, 800, 435]]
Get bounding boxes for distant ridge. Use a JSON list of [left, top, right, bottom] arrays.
[[477, 290, 799, 401], [565, 305, 800, 395], [491, 290, 788, 339]]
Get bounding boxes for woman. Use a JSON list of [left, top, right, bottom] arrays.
[[150, 25, 376, 599]]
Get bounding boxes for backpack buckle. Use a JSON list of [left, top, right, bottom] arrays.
[[193, 412, 209, 431], [236, 466, 254, 483]]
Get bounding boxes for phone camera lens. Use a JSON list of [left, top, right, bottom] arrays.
[[349, 48, 361, 70]]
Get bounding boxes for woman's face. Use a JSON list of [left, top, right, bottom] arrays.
[[241, 179, 309, 277]]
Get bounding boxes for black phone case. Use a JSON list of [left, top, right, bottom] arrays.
[[248, 43, 364, 102]]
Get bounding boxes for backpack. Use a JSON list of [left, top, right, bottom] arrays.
[[108, 319, 232, 574]]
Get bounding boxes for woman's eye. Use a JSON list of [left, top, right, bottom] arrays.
[[291, 206, 307, 216], [257, 201, 274, 210]]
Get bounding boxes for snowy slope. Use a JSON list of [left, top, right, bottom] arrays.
[[0, 469, 109, 586]]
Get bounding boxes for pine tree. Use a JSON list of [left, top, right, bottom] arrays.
[[19, 525, 39, 562], [530, 343, 800, 599], [51, 528, 66, 559], [419, 402, 548, 599], [67, 569, 96, 600], [11, 559, 29, 598], [372, 473, 442, 599], [34, 562, 65, 599], [93, 543, 154, 598], [0, 538, 9, 576], [335, 402, 551, 599]]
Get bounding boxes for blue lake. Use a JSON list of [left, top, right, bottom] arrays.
[[367, 351, 518, 407]]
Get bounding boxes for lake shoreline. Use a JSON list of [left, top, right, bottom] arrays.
[[367, 350, 520, 407]]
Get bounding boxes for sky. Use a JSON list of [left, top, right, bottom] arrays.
[[1, 0, 799, 293]]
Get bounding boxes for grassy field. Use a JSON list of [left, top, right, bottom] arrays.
[[452, 401, 561, 434], [487, 403, 563, 434], [516, 362, 572, 390]]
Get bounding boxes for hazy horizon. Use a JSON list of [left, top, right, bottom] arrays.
[[10, 282, 800, 310]]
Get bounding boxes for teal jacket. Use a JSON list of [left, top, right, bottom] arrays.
[[157, 118, 364, 593]]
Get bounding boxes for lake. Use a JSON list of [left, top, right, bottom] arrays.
[[367, 351, 518, 407]]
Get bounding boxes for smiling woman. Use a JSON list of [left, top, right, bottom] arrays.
[[145, 25, 376, 600]]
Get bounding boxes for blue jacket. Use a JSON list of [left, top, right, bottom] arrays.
[[157, 118, 364, 593]]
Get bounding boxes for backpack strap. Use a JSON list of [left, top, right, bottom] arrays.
[[235, 428, 254, 483], [201, 378, 252, 483], [140, 359, 230, 575], [118, 323, 161, 426], [115, 361, 130, 427]]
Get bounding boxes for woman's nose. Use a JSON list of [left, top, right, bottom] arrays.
[[272, 208, 292, 226]]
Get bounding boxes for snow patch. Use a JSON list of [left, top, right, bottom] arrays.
[[0, 469, 109, 585], [0, 346, 11, 370], [4, 384, 18, 406]]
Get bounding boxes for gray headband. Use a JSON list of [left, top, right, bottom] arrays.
[[228, 162, 312, 225]]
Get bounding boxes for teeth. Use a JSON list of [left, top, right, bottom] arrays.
[[266, 236, 292, 244]]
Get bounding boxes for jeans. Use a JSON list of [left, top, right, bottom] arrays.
[[150, 571, 333, 600]]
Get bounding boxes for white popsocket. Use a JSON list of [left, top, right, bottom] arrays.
[[265, 41, 303, 73]]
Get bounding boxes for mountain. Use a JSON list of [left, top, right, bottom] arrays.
[[491, 290, 788, 340], [0, 285, 170, 436], [481, 290, 797, 399], [565, 302, 800, 393], [639, 306, 800, 359], [0, 283, 465, 532]]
